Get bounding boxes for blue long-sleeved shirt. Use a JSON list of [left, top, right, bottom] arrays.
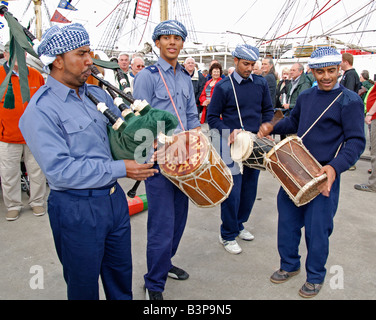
[[132, 57, 200, 132], [272, 85, 366, 175], [19, 76, 126, 191], [207, 71, 274, 134]]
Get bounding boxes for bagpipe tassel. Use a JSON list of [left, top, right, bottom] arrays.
[[3, 80, 15, 109]]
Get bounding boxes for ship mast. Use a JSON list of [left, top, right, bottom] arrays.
[[160, 0, 168, 21]]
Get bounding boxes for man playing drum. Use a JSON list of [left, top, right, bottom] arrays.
[[258, 47, 365, 298], [207, 45, 274, 254], [133, 20, 201, 300]]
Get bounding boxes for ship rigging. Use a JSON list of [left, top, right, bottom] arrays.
[[1, 0, 376, 75]]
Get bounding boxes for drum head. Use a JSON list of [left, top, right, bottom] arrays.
[[160, 131, 209, 177], [231, 131, 253, 162]]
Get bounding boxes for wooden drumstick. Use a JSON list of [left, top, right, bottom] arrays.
[[270, 109, 285, 126]]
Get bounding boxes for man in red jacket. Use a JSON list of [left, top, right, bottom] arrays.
[[0, 41, 47, 221]]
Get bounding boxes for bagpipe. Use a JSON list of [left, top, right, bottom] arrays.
[[88, 65, 178, 197], [0, 4, 179, 198], [87, 65, 178, 162], [0, 4, 234, 208]]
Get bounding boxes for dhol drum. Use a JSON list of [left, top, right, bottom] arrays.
[[159, 131, 233, 208], [230, 130, 275, 170], [264, 136, 328, 207]]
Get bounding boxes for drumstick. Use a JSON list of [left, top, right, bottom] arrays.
[[270, 109, 285, 126]]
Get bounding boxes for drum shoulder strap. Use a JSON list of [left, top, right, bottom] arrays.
[[301, 91, 343, 140], [229, 74, 245, 130]]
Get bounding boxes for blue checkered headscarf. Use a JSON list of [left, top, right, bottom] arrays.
[[152, 20, 187, 42], [232, 44, 260, 61], [308, 47, 342, 69], [34, 23, 90, 73]]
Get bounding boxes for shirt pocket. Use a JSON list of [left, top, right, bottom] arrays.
[[60, 117, 96, 156], [181, 85, 190, 101], [62, 116, 92, 135], [155, 81, 171, 102]]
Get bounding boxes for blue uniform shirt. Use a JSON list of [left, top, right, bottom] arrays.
[[19, 76, 127, 191], [133, 57, 200, 132]]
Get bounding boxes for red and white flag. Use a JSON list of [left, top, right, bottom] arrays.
[[135, 0, 152, 17], [50, 10, 71, 23]]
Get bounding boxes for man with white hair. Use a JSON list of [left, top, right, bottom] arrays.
[[258, 47, 365, 298], [130, 56, 145, 77], [116, 52, 131, 89], [282, 62, 312, 113], [252, 60, 262, 75], [128, 56, 145, 91], [183, 57, 206, 112], [118, 52, 130, 73]]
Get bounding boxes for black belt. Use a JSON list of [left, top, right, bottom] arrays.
[[62, 183, 117, 197]]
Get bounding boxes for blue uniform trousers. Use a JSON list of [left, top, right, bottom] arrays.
[[48, 182, 132, 300], [277, 177, 340, 284], [144, 169, 189, 292], [220, 166, 260, 240]]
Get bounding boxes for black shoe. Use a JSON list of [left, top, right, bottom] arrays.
[[354, 184, 376, 193], [145, 287, 163, 300], [270, 268, 300, 284], [168, 266, 189, 280], [298, 282, 323, 298]]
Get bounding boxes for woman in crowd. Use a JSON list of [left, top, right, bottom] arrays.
[[275, 67, 291, 109], [199, 62, 223, 124]]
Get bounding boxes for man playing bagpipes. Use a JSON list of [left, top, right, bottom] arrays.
[[19, 23, 158, 300]]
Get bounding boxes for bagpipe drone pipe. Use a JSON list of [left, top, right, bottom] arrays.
[[88, 66, 179, 162], [0, 4, 179, 198]]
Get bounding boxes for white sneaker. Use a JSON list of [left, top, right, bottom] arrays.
[[219, 235, 242, 254], [238, 229, 254, 241]]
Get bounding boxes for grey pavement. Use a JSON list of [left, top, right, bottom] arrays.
[[0, 137, 375, 301]]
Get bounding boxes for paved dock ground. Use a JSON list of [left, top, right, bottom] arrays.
[[0, 136, 374, 301]]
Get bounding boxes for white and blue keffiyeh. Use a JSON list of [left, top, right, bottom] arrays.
[[34, 23, 90, 73], [152, 20, 187, 42], [308, 47, 342, 69], [232, 44, 260, 61]]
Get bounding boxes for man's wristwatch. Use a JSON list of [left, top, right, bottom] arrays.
[[366, 113, 373, 116]]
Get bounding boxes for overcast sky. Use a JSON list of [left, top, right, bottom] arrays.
[[2, 0, 375, 51]]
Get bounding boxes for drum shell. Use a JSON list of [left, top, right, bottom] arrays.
[[231, 131, 274, 171], [160, 131, 233, 208], [264, 136, 327, 206], [243, 137, 274, 170]]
